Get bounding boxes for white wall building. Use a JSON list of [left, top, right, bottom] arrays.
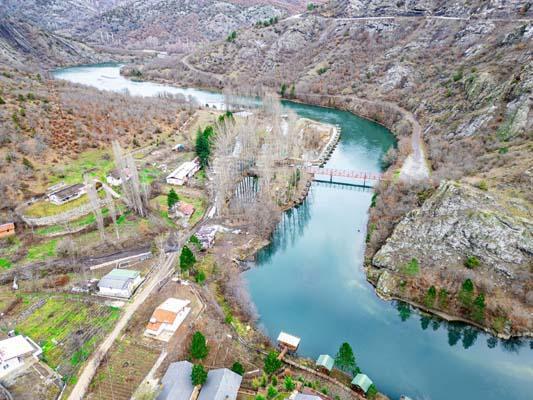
[[145, 298, 191, 342], [166, 158, 200, 186], [0, 335, 42, 378], [97, 269, 143, 298]]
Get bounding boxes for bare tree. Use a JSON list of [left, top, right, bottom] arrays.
[[85, 176, 106, 242]]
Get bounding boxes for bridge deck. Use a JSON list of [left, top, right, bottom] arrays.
[[304, 167, 383, 181]]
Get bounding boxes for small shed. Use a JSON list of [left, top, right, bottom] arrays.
[[351, 373, 373, 393], [277, 331, 301, 352], [98, 269, 142, 298], [166, 158, 200, 186], [315, 354, 334, 372], [172, 143, 185, 152], [0, 222, 15, 239]]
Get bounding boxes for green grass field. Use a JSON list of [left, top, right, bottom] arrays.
[[25, 240, 58, 262], [0, 258, 12, 269], [49, 149, 115, 185], [17, 296, 121, 372]]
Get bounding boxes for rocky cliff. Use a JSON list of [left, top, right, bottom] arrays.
[[370, 180, 532, 337]]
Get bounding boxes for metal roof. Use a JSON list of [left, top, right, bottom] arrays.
[[0, 335, 35, 361], [316, 354, 334, 371], [197, 368, 242, 400], [351, 373, 373, 393], [157, 361, 194, 400], [277, 331, 301, 348], [293, 394, 323, 400], [98, 269, 139, 290]]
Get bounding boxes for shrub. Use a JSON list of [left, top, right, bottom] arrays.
[[189, 234, 202, 249], [195, 271, 206, 284], [191, 364, 207, 386], [452, 69, 463, 82], [476, 180, 488, 190], [22, 157, 34, 170], [307, 3, 315, 11], [401, 258, 420, 276], [458, 279, 474, 309], [438, 288, 449, 309], [367, 384, 378, 399], [424, 286, 437, 308], [0, 96, 5, 105], [231, 361, 244, 376], [263, 351, 281, 375], [284, 376, 296, 391], [227, 31, 237, 42], [471, 293, 485, 322], [317, 67, 328, 75], [464, 256, 480, 269], [267, 386, 278, 399], [190, 331, 209, 360]]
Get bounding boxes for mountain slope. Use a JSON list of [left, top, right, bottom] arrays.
[[136, 0, 533, 335]]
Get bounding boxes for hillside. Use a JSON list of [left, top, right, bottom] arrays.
[[130, 0, 533, 335], [1, 0, 319, 52]]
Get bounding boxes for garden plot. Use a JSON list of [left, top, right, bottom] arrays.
[[16, 296, 121, 384]]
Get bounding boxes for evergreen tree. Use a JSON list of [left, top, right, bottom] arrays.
[[231, 361, 244, 376], [195, 126, 214, 167], [191, 364, 207, 385], [167, 188, 179, 209], [180, 245, 196, 272], [190, 331, 209, 360], [335, 342, 357, 375], [263, 351, 281, 375], [471, 293, 485, 322], [424, 285, 437, 308], [458, 278, 474, 308]]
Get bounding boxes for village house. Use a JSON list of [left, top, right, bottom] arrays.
[[144, 298, 191, 342], [169, 202, 195, 220], [195, 225, 218, 249], [0, 335, 42, 379], [106, 168, 132, 187], [351, 373, 373, 394], [157, 362, 242, 400], [277, 331, 301, 353], [172, 143, 186, 152], [97, 269, 143, 298], [166, 158, 200, 186], [315, 354, 334, 373], [48, 183, 86, 205], [0, 223, 15, 239]]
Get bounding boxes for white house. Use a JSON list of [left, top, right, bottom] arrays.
[[106, 168, 132, 187], [97, 269, 143, 298], [145, 298, 191, 342], [0, 335, 42, 378], [48, 183, 86, 205], [166, 158, 200, 186]]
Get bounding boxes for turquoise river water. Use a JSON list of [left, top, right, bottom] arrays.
[[54, 64, 533, 400]]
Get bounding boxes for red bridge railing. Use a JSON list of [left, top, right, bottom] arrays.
[[304, 167, 383, 182]]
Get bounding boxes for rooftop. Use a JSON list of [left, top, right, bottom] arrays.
[[351, 373, 373, 393], [277, 331, 301, 348], [316, 354, 334, 371], [197, 368, 242, 400], [0, 335, 37, 361], [50, 183, 85, 199], [157, 361, 194, 400], [99, 269, 140, 290]]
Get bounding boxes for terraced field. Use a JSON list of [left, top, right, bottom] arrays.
[[87, 338, 160, 400]]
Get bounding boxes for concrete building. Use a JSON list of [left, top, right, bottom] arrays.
[[166, 158, 200, 186], [48, 183, 86, 205], [197, 368, 242, 400], [0, 335, 42, 378], [145, 298, 191, 342], [97, 269, 143, 298]]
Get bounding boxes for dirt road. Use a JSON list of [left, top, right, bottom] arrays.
[[67, 252, 177, 400]]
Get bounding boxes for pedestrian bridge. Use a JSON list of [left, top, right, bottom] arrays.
[[304, 167, 383, 186]]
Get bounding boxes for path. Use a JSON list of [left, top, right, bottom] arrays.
[[67, 252, 177, 400]]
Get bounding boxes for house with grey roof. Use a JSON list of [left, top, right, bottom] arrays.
[[157, 361, 195, 400], [197, 368, 242, 400], [48, 183, 86, 205], [97, 269, 143, 298], [292, 394, 323, 400], [315, 354, 334, 373]]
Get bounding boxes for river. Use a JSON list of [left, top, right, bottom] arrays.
[[54, 64, 533, 400]]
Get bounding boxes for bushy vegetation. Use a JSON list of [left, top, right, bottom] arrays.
[[231, 361, 244, 375], [167, 188, 179, 209], [334, 342, 358, 375], [191, 364, 207, 385], [180, 245, 196, 272], [263, 351, 282, 375], [190, 331, 209, 360], [401, 258, 420, 276], [195, 125, 215, 167]]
